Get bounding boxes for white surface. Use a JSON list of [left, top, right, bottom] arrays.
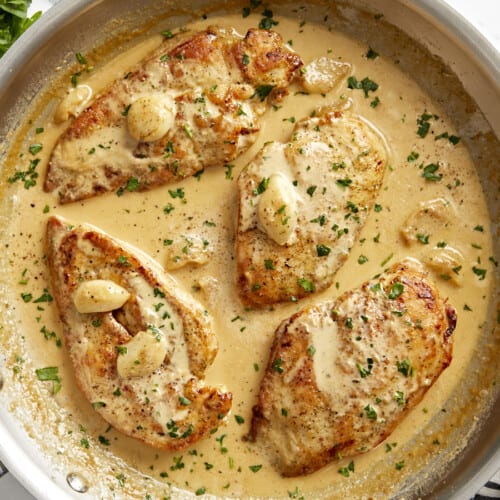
[[2, 0, 499, 498], [446, 0, 500, 50]]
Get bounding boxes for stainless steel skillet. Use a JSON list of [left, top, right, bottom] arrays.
[[0, 1, 498, 498]]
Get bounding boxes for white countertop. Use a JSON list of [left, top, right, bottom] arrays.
[[2, 0, 499, 498]]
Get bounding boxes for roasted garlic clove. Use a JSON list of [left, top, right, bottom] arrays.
[[73, 279, 130, 313], [258, 173, 298, 246], [116, 329, 168, 378], [127, 94, 176, 142], [301, 57, 351, 94]]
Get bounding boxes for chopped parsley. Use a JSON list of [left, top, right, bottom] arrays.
[[125, 177, 139, 192], [316, 244, 331, 257], [416, 112, 437, 138], [163, 203, 175, 214], [420, 163, 442, 182], [264, 259, 275, 270], [416, 233, 430, 244], [8, 158, 40, 189], [272, 358, 284, 374], [35, 366, 61, 394], [29, 143, 42, 155], [253, 177, 270, 195], [258, 8, 278, 30], [178, 396, 191, 406], [472, 266, 486, 280], [117, 255, 130, 266], [347, 75, 379, 97], [338, 460, 355, 477], [168, 188, 185, 199], [336, 178, 352, 189], [225, 163, 235, 180], [407, 151, 420, 162], [435, 131, 460, 145], [388, 282, 404, 299], [357, 358, 374, 378], [394, 390, 405, 406], [253, 84, 275, 101], [306, 185, 317, 197], [364, 404, 377, 420], [297, 277, 315, 292], [397, 359, 414, 377], [33, 289, 53, 303], [311, 214, 327, 226], [98, 435, 110, 446]]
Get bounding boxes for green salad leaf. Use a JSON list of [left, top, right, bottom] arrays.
[[0, 1, 41, 58]]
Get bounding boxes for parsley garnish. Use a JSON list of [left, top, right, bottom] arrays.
[[253, 177, 269, 195], [357, 358, 374, 378], [416, 233, 430, 244], [364, 404, 377, 420], [416, 112, 437, 138], [253, 84, 275, 101], [298, 278, 315, 292], [336, 178, 352, 189], [168, 188, 185, 199], [397, 359, 414, 377], [259, 8, 278, 29], [420, 163, 442, 181], [272, 358, 284, 374], [338, 460, 355, 477], [388, 282, 404, 299], [347, 75, 379, 97], [8, 158, 40, 189], [316, 244, 331, 257], [35, 366, 61, 394], [472, 266, 486, 280], [358, 255, 369, 264], [126, 177, 139, 192]]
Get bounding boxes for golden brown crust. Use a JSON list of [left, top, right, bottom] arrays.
[[248, 259, 455, 476], [44, 27, 302, 203], [46, 215, 232, 450]]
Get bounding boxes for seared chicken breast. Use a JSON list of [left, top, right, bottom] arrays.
[[45, 27, 302, 203], [46, 215, 232, 450], [236, 106, 387, 307], [248, 259, 455, 476]]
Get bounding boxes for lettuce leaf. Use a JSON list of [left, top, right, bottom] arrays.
[[0, 0, 41, 57]]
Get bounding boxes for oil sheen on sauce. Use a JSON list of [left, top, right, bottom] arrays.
[[0, 10, 495, 500]]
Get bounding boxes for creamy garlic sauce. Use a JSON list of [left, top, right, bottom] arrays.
[[0, 7, 496, 500]]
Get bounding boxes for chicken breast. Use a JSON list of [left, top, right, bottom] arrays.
[[44, 27, 302, 203], [247, 259, 456, 477], [236, 105, 387, 307], [46, 215, 232, 450]]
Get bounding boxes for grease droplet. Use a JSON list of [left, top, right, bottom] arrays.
[[66, 472, 89, 493]]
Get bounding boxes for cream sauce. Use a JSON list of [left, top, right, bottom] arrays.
[[0, 7, 496, 500]]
